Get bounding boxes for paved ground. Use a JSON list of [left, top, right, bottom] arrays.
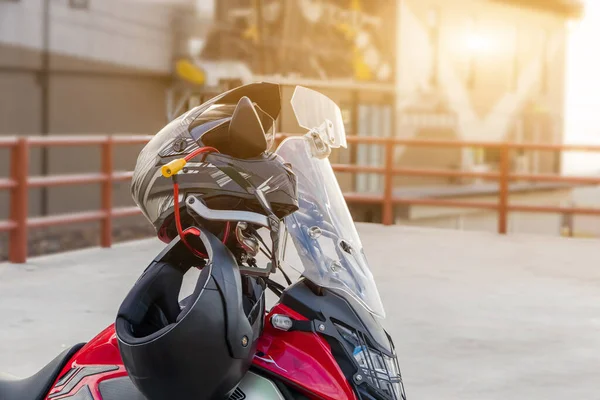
[[2, 224, 600, 399]]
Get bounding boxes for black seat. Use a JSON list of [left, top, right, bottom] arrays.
[[0, 343, 85, 400]]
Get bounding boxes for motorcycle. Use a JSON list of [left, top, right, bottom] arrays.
[[0, 87, 406, 400]]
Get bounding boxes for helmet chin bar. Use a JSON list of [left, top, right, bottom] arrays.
[[185, 195, 278, 277]]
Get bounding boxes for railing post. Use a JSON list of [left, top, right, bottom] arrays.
[[382, 139, 394, 225], [498, 143, 510, 234], [100, 137, 114, 248], [560, 201, 575, 237], [9, 138, 29, 263]]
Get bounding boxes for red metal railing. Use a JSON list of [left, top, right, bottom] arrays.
[[335, 137, 600, 231], [1, 134, 600, 264], [0, 135, 151, 263]]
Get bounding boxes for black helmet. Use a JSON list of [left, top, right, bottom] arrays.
[[116, 227, 266, 400], [118, 83, 299, 399], [130, 82, 298, 246]]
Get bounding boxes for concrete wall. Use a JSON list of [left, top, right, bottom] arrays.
[[0, 0, 172, 72], [0, 0, 174, 222], [0, 46, 170, 220]]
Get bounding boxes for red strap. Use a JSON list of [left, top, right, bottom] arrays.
[[171, 146, 231, 259]]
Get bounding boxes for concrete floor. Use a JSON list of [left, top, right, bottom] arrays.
[[1, 224, 600, 399]]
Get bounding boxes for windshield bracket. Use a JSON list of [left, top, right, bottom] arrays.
[[306, 129, 331, 159]]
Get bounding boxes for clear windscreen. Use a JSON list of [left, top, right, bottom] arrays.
[[275, 87, 385, 318], [291, 86, 347, 148]]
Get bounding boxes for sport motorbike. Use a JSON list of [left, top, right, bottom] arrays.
[[0, 87, 406, 400]]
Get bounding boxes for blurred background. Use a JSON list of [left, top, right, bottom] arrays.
[[0, 0, 598, 260]]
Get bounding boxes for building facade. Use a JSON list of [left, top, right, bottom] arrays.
[[0, 0, 585, 238], [395, 0, 577, 183], [0, 0, 175, 219]]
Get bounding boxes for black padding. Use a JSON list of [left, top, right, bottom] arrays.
[[98, 376, 146, 400], [176, 265, 214, 323], [116, 261, 211, 344], [117, 261, 186, 338], [0, 343, 85, 400]]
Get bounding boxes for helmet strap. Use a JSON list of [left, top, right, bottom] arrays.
[[171, 147, 231, 260]]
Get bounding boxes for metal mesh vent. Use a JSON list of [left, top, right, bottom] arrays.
[[355, 330, 405, 400], [334, 322, 406, 400], [228, 387, 246, 400]]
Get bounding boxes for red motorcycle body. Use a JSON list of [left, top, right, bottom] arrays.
[[44, 304, 356, 400]]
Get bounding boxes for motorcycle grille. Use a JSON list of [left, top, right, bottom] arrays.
[[228, 387, 246, 400]]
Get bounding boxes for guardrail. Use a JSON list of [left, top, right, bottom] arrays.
[[335, 136, 600, 230], [0, 135, 152, 263], [1, 134, 600, 263]]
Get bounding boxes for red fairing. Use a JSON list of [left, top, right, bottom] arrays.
[[45, 324, 127, 399], [46, 306, 356, 400], [254, 304, 357, 400]]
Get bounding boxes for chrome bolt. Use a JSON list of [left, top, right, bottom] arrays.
[[308, 226, 322, 239], [318, 324, 326, 332], [355, 374, 363, 382], [241, 336, 249, 347], [188, 197, 195, 204], [172, 138, 187, 152], [330, 261, 342, 273]]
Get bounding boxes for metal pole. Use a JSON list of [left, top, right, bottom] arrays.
[[9, 139, 30, 263], [100, 138, 114, 248], [40, 0, 50, 216], [498, 144, 510, 234], [382, 139, 394, 226], [349, 89, 359, 192]]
